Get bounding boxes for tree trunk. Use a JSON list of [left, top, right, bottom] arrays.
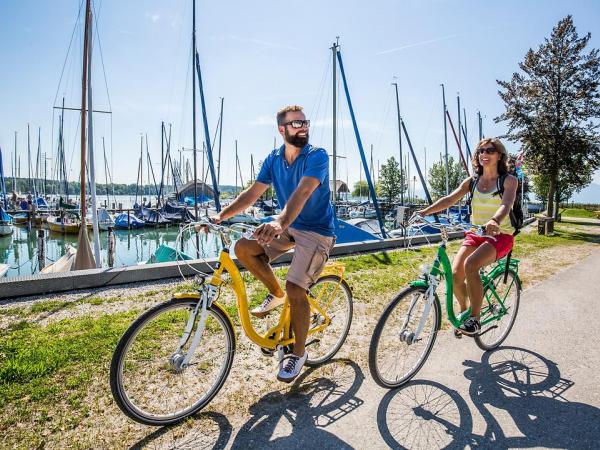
[[546, 173, 556, 218], [554, 180, 561, 221]]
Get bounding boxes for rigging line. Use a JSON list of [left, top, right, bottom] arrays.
[[374, 85, 394, 155], [92, 0, 112, 112], [176, 39, 193, 155], [52, 0, 85, 109], [308, 54, 331, 120], [50, 0, 85, 177], [315, 55, 332, 148]]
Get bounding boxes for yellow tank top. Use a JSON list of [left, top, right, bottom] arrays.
[[471, 181, 514, 234]]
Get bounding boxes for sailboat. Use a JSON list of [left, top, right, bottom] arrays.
[[0, 207, 12, 236]]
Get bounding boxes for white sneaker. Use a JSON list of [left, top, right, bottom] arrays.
[[250, 293, 285, 318], [277, 352, 308, 383]]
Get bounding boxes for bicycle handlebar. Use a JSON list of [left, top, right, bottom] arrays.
[[408, 213, 498, 241]]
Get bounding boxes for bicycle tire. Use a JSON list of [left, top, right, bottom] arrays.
[[110, 297, 235, 426], [369, 285, 441, 389], [475, 269, 521, 351], [305, 275, 353, 367]]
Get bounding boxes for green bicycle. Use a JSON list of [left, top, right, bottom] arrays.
[[368, 217, 521, 389]]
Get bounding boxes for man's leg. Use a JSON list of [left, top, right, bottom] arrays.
[[286, 280, 310, 357], [234, 238, 284, 297], [464, 243, 497, 318], [452, 245, 477, 312]]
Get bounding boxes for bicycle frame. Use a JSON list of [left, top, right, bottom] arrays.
[[409, 232, 520, 332], [175, 248, 346, 351]]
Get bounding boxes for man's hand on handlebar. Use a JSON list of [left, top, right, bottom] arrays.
[[484, 219, 500, 236], [209, 214, 222, 224], [254, 220, 284, 245]]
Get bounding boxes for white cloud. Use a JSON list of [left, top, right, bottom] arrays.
[[377, 34, 458, 56]]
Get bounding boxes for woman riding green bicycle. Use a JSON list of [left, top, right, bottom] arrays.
[[418, 137, 518, 336]]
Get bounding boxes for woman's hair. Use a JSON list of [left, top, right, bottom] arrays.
[[472, 137, 509, 176]]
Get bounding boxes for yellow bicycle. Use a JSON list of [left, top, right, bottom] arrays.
[[110, 221, 353, 426]]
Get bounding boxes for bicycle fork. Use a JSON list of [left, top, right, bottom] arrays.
[[169, 284, 218, 372], [400, 279, 438, 345]]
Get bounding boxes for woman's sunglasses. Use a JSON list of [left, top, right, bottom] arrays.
[[477, 147, 498, 155]]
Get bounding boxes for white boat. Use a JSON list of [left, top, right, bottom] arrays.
[[0, 263, 9, 277]]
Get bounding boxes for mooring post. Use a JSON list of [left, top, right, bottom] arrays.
[[37, 229, 45, 271], [107, 226, 115, 268]]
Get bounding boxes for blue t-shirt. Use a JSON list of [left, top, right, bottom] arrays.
[[256, 144, 335, 237]]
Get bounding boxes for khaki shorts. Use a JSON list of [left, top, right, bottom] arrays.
[[262, 227, 336, 290]]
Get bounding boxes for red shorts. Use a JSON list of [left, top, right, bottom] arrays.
[[462, 231, 514, 260]]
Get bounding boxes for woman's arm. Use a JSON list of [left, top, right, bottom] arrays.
[[485, 174, 518, 234], [419, 177, 473, 216]]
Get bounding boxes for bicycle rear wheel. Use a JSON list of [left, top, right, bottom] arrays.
[[305, 275, 353, 367], [475, 270, 521, 351], [110, 298, 235, 426], [369, 285, 441, 389]]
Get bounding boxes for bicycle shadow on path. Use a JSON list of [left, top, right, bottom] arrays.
[[230, 358, 365, 449], [377, 346, 600, 449], [128, 411, 232, 450]]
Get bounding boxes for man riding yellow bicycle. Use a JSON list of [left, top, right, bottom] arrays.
[[211, 105, 336, 382]]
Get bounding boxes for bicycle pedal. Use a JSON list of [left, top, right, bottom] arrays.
[[260, 347, 275, 357], [453, 329, 463, 339], [305, 339, 320, 348], [474, 325, 498, 337]]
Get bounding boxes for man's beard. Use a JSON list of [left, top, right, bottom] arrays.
[[285, 129, 309, 148]]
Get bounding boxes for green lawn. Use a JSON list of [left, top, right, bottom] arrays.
[[0, 220, 599, 447], [561, 208, 599, 219]]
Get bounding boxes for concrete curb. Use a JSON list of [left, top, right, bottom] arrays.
[[0, 231, 463, 300]]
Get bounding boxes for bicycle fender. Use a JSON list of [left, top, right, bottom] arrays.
[[410, 280, 428, 289]]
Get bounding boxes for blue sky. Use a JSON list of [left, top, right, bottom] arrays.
[[1, 0, 600, 196]]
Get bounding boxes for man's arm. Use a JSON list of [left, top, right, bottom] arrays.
[[254, 176, 320, 244], [213, 181, 269, 222]]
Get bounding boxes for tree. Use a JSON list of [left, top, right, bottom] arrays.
[[377, 157, 406, 204], [352, 180, 369, 197], [496, 16, 600, 219], [428, 156, 467, 200]]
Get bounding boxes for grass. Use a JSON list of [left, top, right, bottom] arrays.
[[561, 208, 599, 219], [0, 220, 599, 448]]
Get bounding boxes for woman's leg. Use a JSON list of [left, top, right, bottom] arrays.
[[463, 243, 497, 318], [452, 245, 477, 312]]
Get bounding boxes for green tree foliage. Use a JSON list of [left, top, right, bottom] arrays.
[[428, 156, 467, 200], [377, 157, 406, 204], [352, 180, 369, 197], [496, 16, 600, 219]]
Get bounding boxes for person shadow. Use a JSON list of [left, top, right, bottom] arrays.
[[230, 358, 364, 449], [377, 346, 600, 449]]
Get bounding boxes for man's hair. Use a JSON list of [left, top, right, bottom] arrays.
[[276, 105, 304, 125], [472, 137, 509, 176]]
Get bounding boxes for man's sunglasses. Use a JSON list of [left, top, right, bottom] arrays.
[[282, 120, 310, 129], [477, 147, 497, 155]]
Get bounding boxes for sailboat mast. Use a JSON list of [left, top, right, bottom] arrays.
[[392, 81, 404, 204], [217, 97, 224, 185], [441, 84, 449, 198], [192, 0, 198, 220], [79, 1, 90, 218], [235, 139, 238, 195], [87, 8, 102, 267], [27, 124, 31, 194], [13, 132, 17, 194], [331, 40, 338, 206]]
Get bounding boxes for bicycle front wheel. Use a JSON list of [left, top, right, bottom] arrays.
[[475, 270, 521, 351], [369, 285, 441, 389], [110, 298, 235, 426], [305, 275, 353, 367]]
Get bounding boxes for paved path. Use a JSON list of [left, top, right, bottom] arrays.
[[136, 248, 600, 449]]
